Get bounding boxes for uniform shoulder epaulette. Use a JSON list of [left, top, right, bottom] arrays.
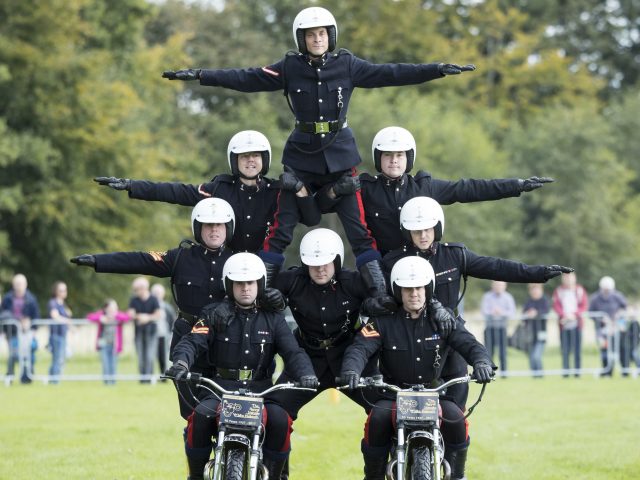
[[335, 48, 353, 57], [440, 241, 466, 249], [261, 176, 280, 189], [211, 173, 235, 184], [414, 170, 433, 181], [178, 239, 196, 249], [285, 49, 300, 57], [360, 172, 377, 182]]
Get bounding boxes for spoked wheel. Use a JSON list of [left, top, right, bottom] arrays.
[[224, 448, 246, 480], [410, 445, 433, 480]]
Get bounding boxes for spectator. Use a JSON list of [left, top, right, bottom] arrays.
[[1, 274, 40, 383], [552, 272, 588, 377], [480, 281, 516, 375], [47, 281, 72, 384], [128, 277, 161, 383], [150, 283, 176, 380], [589, 276, 627, 376], [87, 299, 131, 385], [522, 283, 551, 377]]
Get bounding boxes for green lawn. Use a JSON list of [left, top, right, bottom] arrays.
[[0, 354, 638, 479]]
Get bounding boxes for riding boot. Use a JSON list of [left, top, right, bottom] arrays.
[[362, 453, 387, 480], [280, 457, 289, 479], [258, 251, 284, 288], [186, 455, 208, 480], [263, 456, 287, 479], [358, 258, 396, 310], [445, 447, 468, 480]]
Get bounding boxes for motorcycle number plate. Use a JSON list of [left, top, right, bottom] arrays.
[[396, 391, 439, 422], [220, 395, 264, 428]]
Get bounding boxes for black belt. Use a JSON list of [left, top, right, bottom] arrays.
[[295, 119, 347, 134], [215, 368, 256, 381], [300, 329, 353, 350], [178, 311, 199, 325]]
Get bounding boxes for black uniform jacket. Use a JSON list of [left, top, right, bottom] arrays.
[[128, 174, 320, 252], [94, 242, 231, 316], [383, 242, 548, 311], [342, 308, 492, 388], [273, 267, 370, 379], [199, 50, 443, 174], [357, 172, 522, 254], [172, 304, 315, 391]]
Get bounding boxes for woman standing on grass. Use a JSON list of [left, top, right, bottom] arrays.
[[48, 281, 72, 384], [87, 299, 131, 384]]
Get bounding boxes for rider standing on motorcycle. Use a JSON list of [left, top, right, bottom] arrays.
[[382, 196, 573, 407], [340, 257, 495, 480], [319, 126, 555, 256], [94, 130, 320, 259], [167, 252, 318, 480], [162, 6, 476, 298]]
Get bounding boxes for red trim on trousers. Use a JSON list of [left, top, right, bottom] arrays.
[[262, 190, 281, 252]]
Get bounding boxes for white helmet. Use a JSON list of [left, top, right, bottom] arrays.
[[299, 228, 344, 270], [371, 126, 417, 174], [390, 256, 435, 302], [400, 196, 445, 243], [599, 276, 615, 291], [227, 130, 271, 178], [222, 252, 267, 296], [292, 7, 338, 54], [191, 198, 235, 246]]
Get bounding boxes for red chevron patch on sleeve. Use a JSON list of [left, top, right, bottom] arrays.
[[360, 323, 380, 338], [262, 66, 280, 77]]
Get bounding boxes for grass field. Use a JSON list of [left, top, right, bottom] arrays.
[[1, 353, 638, 479]]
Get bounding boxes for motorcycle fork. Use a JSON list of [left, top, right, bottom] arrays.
[[396, 424, 406, 480], [212, 427, 227, 479], [248, 426, 263, 480]]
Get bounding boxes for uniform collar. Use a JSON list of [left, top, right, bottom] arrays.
[[381, 173, 407, 187]]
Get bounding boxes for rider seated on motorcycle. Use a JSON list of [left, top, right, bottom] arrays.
[[340, 256, 495, 480], [166, 252, 318, 480]]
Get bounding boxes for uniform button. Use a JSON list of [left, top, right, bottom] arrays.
[[210, 277, 214, 281], [246, 215, 251, 219], [448, 277, 452, 281], [296, 88, 301, 92], [375, 212, 379, 216], [318, 99, 323, 103], [245, 333, 249, 337], [417, 339, 421, 343], [321, 307, 326, 311], [395, 188, 399, 192], [323, 323, 327, 327], [317, 81, 321, 85], [245, 350, 250, 354], [212, 261, 216, 264], [225, 338, 229, 341], [392, 346, 397, 350], [317, 68, 321, 72], [261, 339, 266, 343], [209, 295, 213, 299], [267, 222, 271, 226], [243, 365, 248, 369], [417, 357, 421, 361], [321, 134, 325, 138], [187, 281, 191, 285], [418, 375, 423, 380], [398, 206, 401, 210], [319, 116, 324, 120], [246, 234, 250, 237], [248, 196, 252, 200]]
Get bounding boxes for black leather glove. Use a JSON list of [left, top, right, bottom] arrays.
[[299, 375, 319, 389], [518, 176, 554, 192], [341, 370, 360, 390], [70, 254, 96, 268], [543, 265, 574, 281], [332, 174, 361, 198], [438, 63, 476, 75], [93, 176, 131, 191], [279, 166, 304, 193], [162, 69, 202, 81], [165, 360, 189, 381], [472, 361, 496, 384], [259, 288, 287, 312], [201, 299, 236, 333], [361, 296, 398, 317], [428, 299, 456, 337]]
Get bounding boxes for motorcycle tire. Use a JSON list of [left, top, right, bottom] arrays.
[[224, 448, 246, 480], [410, 445, 433, 480]]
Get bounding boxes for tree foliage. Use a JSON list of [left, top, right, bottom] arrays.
[[1, 0, 638, 310]]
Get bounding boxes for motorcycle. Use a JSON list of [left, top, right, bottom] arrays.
[[340, 375, 485, 480], [164, 372, 314, 480]]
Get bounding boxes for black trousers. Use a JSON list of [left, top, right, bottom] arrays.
[[263, 168, 377, 258]]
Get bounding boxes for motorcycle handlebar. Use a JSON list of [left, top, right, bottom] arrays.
[[161, 373, 316, 396], [335, 375, 477, 392]]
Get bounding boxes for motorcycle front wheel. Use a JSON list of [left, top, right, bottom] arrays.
[[224, 448, 246, 480], [410, 445, 433, 480]]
